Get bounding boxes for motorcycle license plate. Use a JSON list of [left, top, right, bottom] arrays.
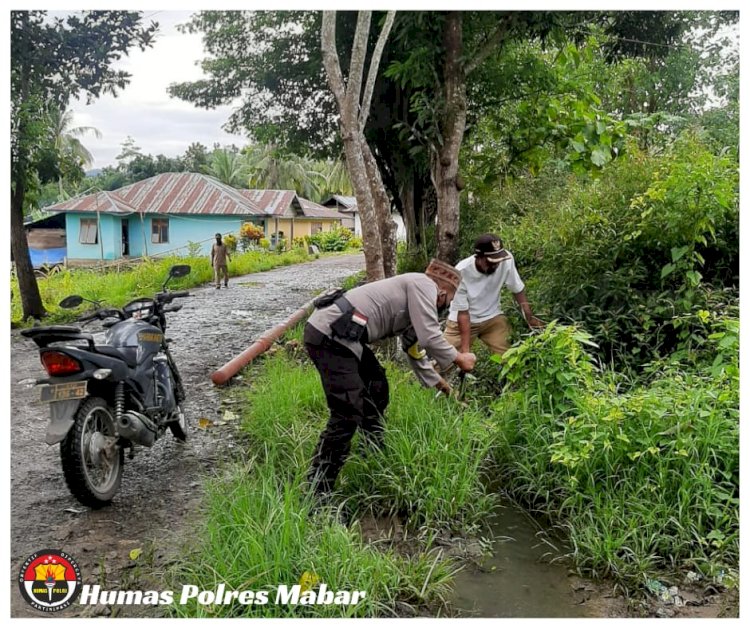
[[40, 381, 87, 403]]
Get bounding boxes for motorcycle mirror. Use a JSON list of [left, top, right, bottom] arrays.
[[169, 265, 191, 278], [59, 295, 84, 309]]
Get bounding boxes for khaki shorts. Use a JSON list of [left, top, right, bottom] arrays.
[[444, 314, 512, 356]]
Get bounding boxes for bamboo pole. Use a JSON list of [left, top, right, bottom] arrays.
[[211, 298, 315, 386]]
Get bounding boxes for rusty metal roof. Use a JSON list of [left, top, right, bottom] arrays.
[[43, 173, 348, 221], [239, 190, 350, 220], [297, 197, 351, 220], [321, 194, 357, 212], [45, 190, 139, 215], [238, 190, 297, 216], [46, 173, 265, 216]]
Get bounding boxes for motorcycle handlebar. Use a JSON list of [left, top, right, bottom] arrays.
[[163, 304, 183, 313], [79, 308, 124, 323], [156, 290, 190, 302]]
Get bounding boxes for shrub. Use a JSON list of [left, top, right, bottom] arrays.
[[186, 240, 202, 257], [259, 238, 270, 250], [223, 233, 238, 252], [309, 227, 352, 252], [490, 322, 739, 585], [347, 236, 363, 250], [461, 131, 739, 370], [240, 222, 264, 251]]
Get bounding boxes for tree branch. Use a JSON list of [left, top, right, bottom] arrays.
[[359, 11, 396, 133], [320, 11, 347, 111], [465, 16, 515, 76], [346, 11, 372, 122]]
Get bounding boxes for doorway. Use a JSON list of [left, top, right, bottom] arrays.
[[121, 219, 130, 257]]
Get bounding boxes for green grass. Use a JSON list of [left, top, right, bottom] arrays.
[[11, 248, 312, 325], [486, 322, 739, 589], [167, 349, 485, 617], [241, 352, 496, 534], [170, 465, 455, 618], [339, 367, 496, 533], [169, 317, 738, 612]]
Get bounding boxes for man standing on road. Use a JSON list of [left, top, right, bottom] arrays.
[[304, 259, 477, 497], [445, 234, 544, 358], [211, 233, 231, 289]]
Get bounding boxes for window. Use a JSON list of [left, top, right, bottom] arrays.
[[79, 219, 98, 245], [311, 222, 323, 235], [151, 218, 169, 244]]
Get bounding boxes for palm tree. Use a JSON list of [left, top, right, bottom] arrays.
[[244, 144, 321, 199], [311, 158, 353, 201], [202, 148, 249, 187], [49, 107, 102, 199]]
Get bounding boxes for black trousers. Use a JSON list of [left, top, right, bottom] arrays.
[[304, 323, 389, 494]]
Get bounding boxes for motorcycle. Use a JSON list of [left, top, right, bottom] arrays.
[[20, 264, 193, 508]]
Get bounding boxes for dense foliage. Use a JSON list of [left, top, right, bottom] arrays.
[[490, 320, 738, 585], [460, 131, 738, 371]]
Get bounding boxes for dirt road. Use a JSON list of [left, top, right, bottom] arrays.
[[10, 253, 364, 617]]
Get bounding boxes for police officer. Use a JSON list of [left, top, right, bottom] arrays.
[[304, 259, 476, 496]]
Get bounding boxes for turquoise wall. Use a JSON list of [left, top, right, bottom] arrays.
[[65, 213, 121, 260], [65, 213, 263, 260]]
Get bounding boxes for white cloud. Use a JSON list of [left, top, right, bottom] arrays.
[[66, 10, 246, 169]]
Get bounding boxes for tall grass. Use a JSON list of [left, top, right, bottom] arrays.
[[340, 368, 496, 533], [167, 350, 490, 617], [11, 249, 311, 325], [488, 322, 739, 587], [171, 465, 455, 618]]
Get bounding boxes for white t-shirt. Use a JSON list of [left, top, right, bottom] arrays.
[[448, 254, 525, 323]]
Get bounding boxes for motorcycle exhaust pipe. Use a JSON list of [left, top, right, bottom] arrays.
[[118, 411, 157, 447]]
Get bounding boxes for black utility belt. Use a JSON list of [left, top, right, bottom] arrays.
[[329, 299, 369, 343], [313, 289, 369, 343]]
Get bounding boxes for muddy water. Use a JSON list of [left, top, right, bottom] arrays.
[[452, 502, 592, 618]]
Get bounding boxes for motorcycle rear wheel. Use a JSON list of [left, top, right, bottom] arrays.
[[168, 404, 188, 442], [60, 396, 124, 508]]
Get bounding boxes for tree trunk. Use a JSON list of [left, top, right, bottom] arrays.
[[11, 176, 46, 320], [341, 131, 385, 281], [362, 141, 397, 277], [434, 11, 467, 265], [321, 10, 396, 282], [401, 173, 417, 249]]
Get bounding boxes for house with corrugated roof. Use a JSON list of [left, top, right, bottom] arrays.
[[238, 189, 354, 247], [38, 172, 349, 264]]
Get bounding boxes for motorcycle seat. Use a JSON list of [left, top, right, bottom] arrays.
[[95, 344, 137, 368]]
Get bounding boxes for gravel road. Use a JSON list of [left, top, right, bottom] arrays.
[[10, 253, 364, 617]]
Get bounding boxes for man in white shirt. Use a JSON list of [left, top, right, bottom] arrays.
[[445, 233, 544, 356]]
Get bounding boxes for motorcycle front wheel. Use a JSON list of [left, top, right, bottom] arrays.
[[60, 396, 124, 508]]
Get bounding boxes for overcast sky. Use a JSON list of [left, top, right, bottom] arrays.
[[63, 10, 247, 169]]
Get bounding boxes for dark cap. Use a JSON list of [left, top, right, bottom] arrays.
[[215, 233, 222, 238], [474, 234, 509, 263]]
